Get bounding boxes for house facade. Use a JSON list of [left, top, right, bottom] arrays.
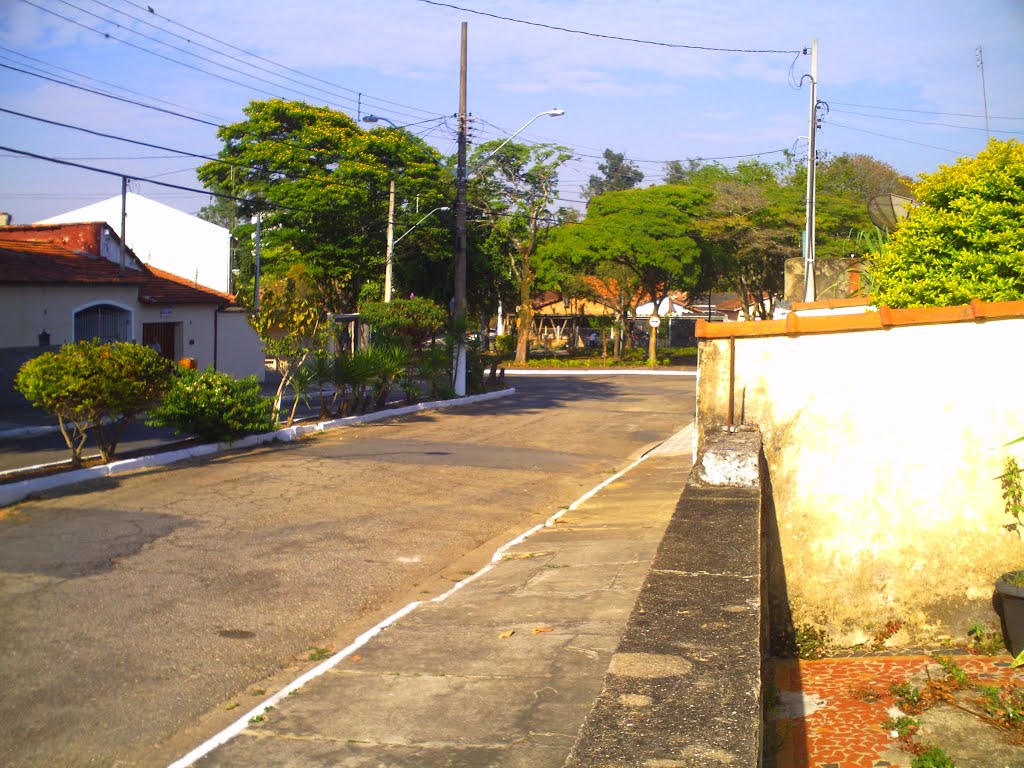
[[0, 222, 263, 407]]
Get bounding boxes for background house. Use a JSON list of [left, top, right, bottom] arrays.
[[0, 222, 263, 410], [36, 192, 232, 293]]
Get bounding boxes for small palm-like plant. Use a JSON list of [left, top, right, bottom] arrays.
[[371, 344, 411, 410]]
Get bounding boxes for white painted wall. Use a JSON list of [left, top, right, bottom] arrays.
[[215, 309, 265, 380], [38, 193, 231, 293], [697, 316, 1024, 644]]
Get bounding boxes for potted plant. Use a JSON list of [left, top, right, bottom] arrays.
[[995, 450, 1024, 659]]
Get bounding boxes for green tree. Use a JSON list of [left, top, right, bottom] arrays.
[[197, 99, 451, 312], [582, 148, 645, 200], [814, 152, 913, 204], [15, 341, 174, 466], [469, 140, 573, 363], [249, 276, 329, 420], [872, 138, 1024, 308], [539, 185, 706, 362], [359, 297, 447, 347]]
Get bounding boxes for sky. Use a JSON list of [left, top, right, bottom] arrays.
[[0, 0, 1022, 225]]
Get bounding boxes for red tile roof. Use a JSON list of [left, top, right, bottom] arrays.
[[141, 265, 233, 305], [0, 238, 233, 306], [0, 238, 145, 285]]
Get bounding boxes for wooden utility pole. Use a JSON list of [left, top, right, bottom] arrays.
[[453, 21, 469, 396]]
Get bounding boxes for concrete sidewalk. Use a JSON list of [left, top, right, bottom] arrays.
[[173, 425, 695, 768]]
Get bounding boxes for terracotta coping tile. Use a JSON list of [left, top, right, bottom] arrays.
[[791, 297, 873, 311], [696, 298, 1024, 340]]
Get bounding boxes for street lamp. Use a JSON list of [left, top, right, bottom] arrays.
[[386, 205, 450, 301], [362, 116, 451, 302], [452, 107, 564, 395]]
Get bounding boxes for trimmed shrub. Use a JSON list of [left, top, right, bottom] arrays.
[[16, 340, 174, 465], [147, 367, 275, 442]]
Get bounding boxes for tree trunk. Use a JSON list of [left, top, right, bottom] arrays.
[[647, 314, 659, 366], [515, 304, 532, 363]]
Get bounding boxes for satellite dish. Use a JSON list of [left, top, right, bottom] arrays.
[[868, 194, 915, 231]]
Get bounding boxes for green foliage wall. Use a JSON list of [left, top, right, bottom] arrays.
[[872, 139, 1024, 308]]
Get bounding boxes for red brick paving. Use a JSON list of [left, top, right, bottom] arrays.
[[769, 654, 1021, 768]]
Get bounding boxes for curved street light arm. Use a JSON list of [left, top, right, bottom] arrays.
[[466, 108, 564, 178], [393, 206, 450, 247]]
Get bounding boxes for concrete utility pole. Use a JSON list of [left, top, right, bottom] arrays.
[[453, 21, 469, 396], [119, 175, 128, 276], [253, 210, 262, 311], [384, 179, 396, 302], [976, 46, 991, 140], [803, 38, 818, 303]]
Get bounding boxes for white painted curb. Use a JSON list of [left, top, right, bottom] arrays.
[[0, 389, 516, 508], [166, 420, 694, 768]]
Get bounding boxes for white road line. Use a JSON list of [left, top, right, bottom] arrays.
[[167, 421, 694, 767]]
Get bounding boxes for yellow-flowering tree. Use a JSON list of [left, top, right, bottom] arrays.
[[872, 138, 1024, 308]]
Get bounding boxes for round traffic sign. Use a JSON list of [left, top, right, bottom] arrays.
[[648, 315, 661, 328]]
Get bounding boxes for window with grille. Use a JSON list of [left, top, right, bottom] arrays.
[[74, 303, 132, 343]]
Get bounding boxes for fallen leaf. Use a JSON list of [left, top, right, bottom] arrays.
[[224, 702, 239, 711], [532, 626, 554, 634], [498, 629, 515, 639], [351, 654, 361, 662]]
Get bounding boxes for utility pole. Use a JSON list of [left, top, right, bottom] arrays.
[[384, 179, 396, 302], [976, 46, 990, 140], [119, 175, 128, 276], [453, 21, 469, 396], [253, 210, 262, 311], [802, 38, 818, 303]]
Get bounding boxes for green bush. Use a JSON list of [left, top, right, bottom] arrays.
[[360, 297, 447, 346], [147, 367, 275, 442], [16, 340, 174, 466]]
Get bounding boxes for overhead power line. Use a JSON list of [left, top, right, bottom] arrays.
[[822, 119, 970, 155], [0, 106, 452, 197], [0, 44, 228, 122], [115, 0, 446, 120], [827, 100, 1024, 121], [0, 61, 221, 128], [410, 0, 804, 54], [829, 107, 1024, 136]]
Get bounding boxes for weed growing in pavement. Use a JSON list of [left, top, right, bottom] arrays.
[[966, 622, 1005, 655], [890, 681, 926, 714], [248, 714, 265, 724], [308, 647, 332, 661], [980, 681, 1024, 726], [883, 714, 920, 739], [933, 656, 970, 689], [794, 623, 832, 659], [910, 747, 956, 768], [849, 685, 883, 703], [251, 689, 265, 696]]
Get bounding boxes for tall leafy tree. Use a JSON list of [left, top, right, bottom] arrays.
[[582, 148, 645, 200], [872, 138, 1024, 308], [814, 152, 913, 204], [197, 99, 451, 313], [539, 185, 706, 361], [468, 140, 573, 363]]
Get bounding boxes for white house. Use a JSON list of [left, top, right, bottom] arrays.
[[0, 222, 263, 390], [37, 192, 231, 293]]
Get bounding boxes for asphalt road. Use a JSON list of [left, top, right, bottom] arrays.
[[0, 375, 695, 768]]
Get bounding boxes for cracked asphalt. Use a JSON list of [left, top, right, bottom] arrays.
[[0, 375, 694, 767]]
